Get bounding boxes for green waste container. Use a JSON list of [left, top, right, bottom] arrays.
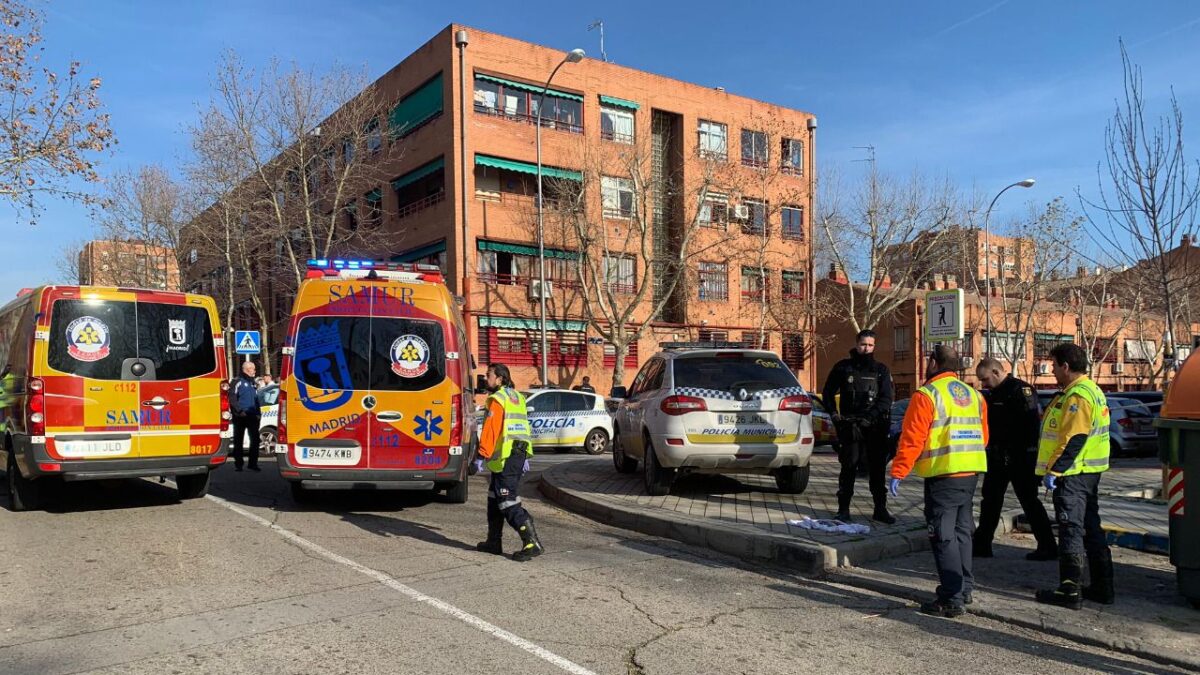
[[1156, 352, 1200, 609]]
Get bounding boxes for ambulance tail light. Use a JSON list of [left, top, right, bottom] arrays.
[[277, 390, 288, 444], [779, 393, 813, 415], [449, 394, 462, 447], [220, 380, 231, 433], [660, 395, 707, 416], [27, 377, 44, 435]]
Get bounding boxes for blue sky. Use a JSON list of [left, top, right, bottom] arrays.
[[2, 0, 1198, 300]]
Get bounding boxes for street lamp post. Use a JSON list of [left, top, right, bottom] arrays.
[[536, 48, 584, 387], [982, 178, 1035, 358]]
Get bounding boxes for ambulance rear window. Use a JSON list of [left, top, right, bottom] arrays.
[[48, 299, 216, 381], [293, 316, 446, 392]]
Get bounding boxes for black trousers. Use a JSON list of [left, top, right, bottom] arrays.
[[487, 448, 532, 535], [925, 474, 978, 605], [976, 447, 1056, 551], [836, 421, 888, 507], [231, 414, 261, 469], [1053, 473, 1109, 559]]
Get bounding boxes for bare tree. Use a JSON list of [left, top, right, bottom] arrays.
[[53, 239, 85, 284], [94, 165, 190, 290], [0, 0, 115, 223], [1080, 42, 1200, 385], [818, 163, 965, 332], [542, 132, 737, 387]]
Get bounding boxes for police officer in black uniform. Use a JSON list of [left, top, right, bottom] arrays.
[[973, 357, 1057, 560], [822, 329, 895, 523]]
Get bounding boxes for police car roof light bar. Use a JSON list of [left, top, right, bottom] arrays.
[[659, 341, 757, 351]]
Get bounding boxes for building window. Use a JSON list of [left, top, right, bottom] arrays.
[[698, 120, 727, 161], [984, 331, 1026, 361], [604, 254, 636, 294], [698, 328, 728, 342], [740, 129, 768, 168], [1124, 339, 1156, 363], [781, 206, 804, 240], [603, 340, 639, 369], [344, 200, 358, 231], [781, 138, 804, 175], [363, 188, 383, 227], [698, 261, 728, 301], [895, 382, 911, 398], [1091, 337, 1119, 363], [1034, 332, 1072, 359], [740, 199, 766, 235], [343, 138, 355, 165], [366, 118, 382, 154], [392, 160, 446, 220], [893, 325, 913, 359], [699, 193, 729, 229], [473, 75, 583, 134], [478, 327, 586, 367], [781, 270, 805, 300], [782, 333, 805, 370], [188, 248, 198, 265], [601, 176, 635, 218], [741, 331, 769, 349], [476, 242, 579, 288], [740, 266, 768, 301], [600, 105, 634, 144]]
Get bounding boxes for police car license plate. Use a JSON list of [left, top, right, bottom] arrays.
[[301, 447, 353, 460], [718, 413, 769, 425]]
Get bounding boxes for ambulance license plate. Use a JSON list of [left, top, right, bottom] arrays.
[[57, 440, 127, 457], [301, 447, 353, 460]]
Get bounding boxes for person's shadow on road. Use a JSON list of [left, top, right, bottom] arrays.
[[341, 512, 477, 552]]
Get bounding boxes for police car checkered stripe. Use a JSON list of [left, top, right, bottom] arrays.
[[673, 386, 805, 400], [527, 411, 610, 417]]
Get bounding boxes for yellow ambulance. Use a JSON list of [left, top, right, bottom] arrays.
[[275, 260, 475, 503], [0, 286, 231, 510]]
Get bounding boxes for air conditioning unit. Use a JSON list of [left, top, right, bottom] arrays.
[[734, 204, 750, 220], [1035, 363, 1051, 375], [528, 279, 554, 300], [1112, 363, 1125, 374], [960, 356, 974, 369]]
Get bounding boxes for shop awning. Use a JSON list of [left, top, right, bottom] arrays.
[[389, 72, 444, 138], [599, 94, 640, 111], [475, 73, 582, 101], [391, 156, 445, 191], [478, 315, 587, 332], [392, 239, 446, 263], [474, 154, 581, 181], [477, 239, 578, 260]]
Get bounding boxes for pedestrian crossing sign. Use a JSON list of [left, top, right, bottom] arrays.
[[234, 330, 262, 354], [924, 289, 964, 342]]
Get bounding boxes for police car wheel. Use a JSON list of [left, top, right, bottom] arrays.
[[643, 434, 675, 496], [583, 429, 609, 455], [774, 465, 810, 494], [260, 427, 277, 449], [612, 431, 637, 473]]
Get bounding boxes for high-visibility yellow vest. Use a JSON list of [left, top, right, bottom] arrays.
[[913, 376, 988, 477], [485, 387, 533, 473], [1036, 376, 1110, 476]]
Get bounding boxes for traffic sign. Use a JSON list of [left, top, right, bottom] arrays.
[[924, 289, 964, 342], [234, 330, 262, 354]]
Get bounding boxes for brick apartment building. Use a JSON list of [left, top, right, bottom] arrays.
[[880, 228, 1033, 291], [817, 267, 1199, 398], [183, 24, 818, 392], [79, 239, 180, 291]]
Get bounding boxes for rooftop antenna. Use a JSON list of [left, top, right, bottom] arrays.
[[588, 19, 608, 62], [852, 145, 876, 165]]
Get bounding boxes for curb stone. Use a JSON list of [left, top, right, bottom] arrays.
[[830, 571, 1200, 673]]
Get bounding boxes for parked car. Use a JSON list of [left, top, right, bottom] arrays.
[[1113, 390, 1163, 414], [1038, 389, 1158, 458], [609, 344, 815, 495], [475, 388, 612, 455], [886, 398, 909, 459], [258, 384, 281, 448], [809, 394, 839, 451]]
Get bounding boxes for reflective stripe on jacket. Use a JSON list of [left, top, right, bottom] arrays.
[[1037, 376, 1110, 476]]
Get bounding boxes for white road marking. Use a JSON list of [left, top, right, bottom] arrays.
[[204, 494, 597, 675]]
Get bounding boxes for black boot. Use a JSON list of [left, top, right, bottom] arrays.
[[834, 492, 852, 523], [1082, 549, 1115, 604], [476, 511, 505, 555], [512, 517, 544, 562], [871, 495, 896, 525], [1035, 554, 1084, 610]]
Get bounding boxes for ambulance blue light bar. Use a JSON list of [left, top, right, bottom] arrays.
[[305, 258, 444, 281]]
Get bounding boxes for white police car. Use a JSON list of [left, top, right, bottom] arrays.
[[258, 384, 281, 448], [609, 343, 814, 496], [475, 388, 612, 454]]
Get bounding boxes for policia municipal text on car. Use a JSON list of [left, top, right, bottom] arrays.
[[822, 329, 895, 524], [474, 363, 545, 562], [1035, 343, 1115, 609]]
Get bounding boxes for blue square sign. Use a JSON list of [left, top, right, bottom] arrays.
[[234, 330, 262, 354]]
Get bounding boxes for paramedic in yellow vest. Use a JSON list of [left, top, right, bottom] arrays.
[[889, 344, 989, 618], [1034, 343, 1114, 609], [474, 363, 545, 562]]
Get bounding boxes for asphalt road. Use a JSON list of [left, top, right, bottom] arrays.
[[0, 455, 1182, 675]]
